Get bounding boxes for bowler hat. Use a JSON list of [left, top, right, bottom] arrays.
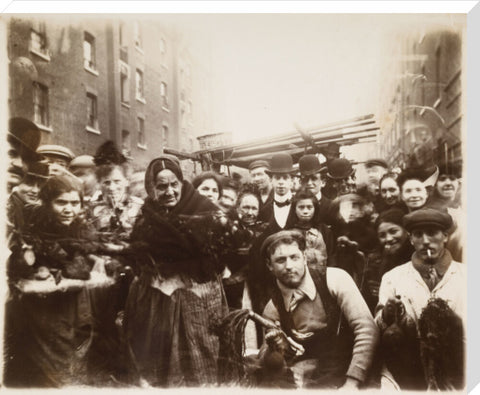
[[327, 158, 355, 179], [365, 158, 388, 169], [25, 161, 49, 179], [249, 159, 270, 172], [438, 162, 462, 179], [8, 117, 41, 157], [299, 154, 322, 176], [37, 144, 75, 161], [69, 155, 95, 170], [403, 208, 453, 232], [321, 142, 340, 157], [265, 153, 295, 175]]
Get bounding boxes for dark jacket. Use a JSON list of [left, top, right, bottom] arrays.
[[130, 181, 223, 283]]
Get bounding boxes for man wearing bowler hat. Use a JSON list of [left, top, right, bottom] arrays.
[[249, 159, 274, 208], [323, 158, 357, 200], [320, 142, 341, 164], [7, 161, 49, 235], [298, 154, 336, 225], [7, 117, 42, 191], [258, 153, 296, 231]]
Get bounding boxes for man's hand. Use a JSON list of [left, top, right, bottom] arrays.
[[382, 296, 405, 326], [339, 377, 361, 390], [265, 329, 288, 351]]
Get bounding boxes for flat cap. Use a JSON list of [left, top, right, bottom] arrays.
[[260, 229, 304, 262], [37, 144, 75, 161], [69, 155, 95, 169], [365, 158, 388, 169], [403, 208, 453, 232], [249, 160, 270, 171]]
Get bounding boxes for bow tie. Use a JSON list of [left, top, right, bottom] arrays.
[[275, 199, 291, 208]]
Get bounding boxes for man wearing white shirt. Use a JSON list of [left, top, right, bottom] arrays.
[[258, 153, 296, 231], [375, 208, 465, 390]]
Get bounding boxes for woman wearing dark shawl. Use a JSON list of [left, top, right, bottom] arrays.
[[4, 175, 111, 387], [123, 156, 229, 387]]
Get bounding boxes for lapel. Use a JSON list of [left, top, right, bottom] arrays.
[[432, 260, 458, 292]]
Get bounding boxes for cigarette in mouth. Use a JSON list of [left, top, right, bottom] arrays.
[[427, 249, 432, 258]]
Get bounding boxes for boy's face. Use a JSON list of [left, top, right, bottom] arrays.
[[271, 174, 293, 196]]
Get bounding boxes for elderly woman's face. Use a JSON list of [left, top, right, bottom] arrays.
[[154, 169, 182, 207], [197, 178, 220, 202], [237, 194, 259, 226], [100, 167, 128, 207], [51, 191, 82, 226]]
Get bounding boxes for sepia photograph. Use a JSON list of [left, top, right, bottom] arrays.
[[0, 4, 472, 391]]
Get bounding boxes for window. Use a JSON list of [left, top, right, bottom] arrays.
[[84, 32, 96, 70], [119, 23, 128, 63], [136, 69, 144, 101], [137, 117, 145, 147], [120, 63, 130, 104], [122, 130, 131, 156], [33, 82, 49, 126], [86, 93, 98, 129], [119, 23, 126, 46], [160, 82, 168, 107], [134, 21, 142, 49], [30, 24, 48, 58], [162, 125, 169, 147], [435, 46, 442, 99]]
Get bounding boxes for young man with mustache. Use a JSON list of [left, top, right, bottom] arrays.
[[258, 230, 378, 389]]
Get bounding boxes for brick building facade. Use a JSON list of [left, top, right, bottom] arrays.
[[7, 15, 213, 172], [377, 27, 464, 171]]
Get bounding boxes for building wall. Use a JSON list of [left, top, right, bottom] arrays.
[[377, 28, 464, 170], [7, 15, 213, 173], [8, 17, 111, 156]]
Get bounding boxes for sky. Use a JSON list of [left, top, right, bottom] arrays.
[[164, 13, 465, 151]]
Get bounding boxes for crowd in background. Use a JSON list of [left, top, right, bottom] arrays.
[[5, 117, 465, 389]]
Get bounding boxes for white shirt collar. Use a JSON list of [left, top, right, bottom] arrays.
[[423, 166, 439, 188], [276, 266, 316, 311], [274, 191, 292, 203]]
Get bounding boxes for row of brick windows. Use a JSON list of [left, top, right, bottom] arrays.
[[32, 82, 148, 148]]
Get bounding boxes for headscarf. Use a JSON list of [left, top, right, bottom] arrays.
[[144, 155, 183, 198]]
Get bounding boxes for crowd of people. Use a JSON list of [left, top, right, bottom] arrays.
[[5, 117, 465, 390]]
